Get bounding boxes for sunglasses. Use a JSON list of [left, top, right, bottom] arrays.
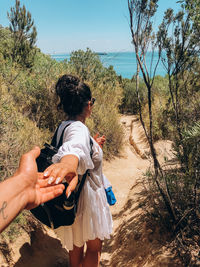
[[90, 97, 96, 106]]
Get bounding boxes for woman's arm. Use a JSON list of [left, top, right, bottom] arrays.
[[44, 122, 94, 197], [0, 147, 64, 233]]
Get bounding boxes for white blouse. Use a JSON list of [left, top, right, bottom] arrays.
[[52, 120, 113, 250]]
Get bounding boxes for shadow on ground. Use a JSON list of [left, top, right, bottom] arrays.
[[101, 180, 184, 267], [14, 227, 69, 267]]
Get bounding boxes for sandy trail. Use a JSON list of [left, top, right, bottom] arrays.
[[100, 115, 179, 267], [100, 115, 151, 266], [103, 115, 150, 227]]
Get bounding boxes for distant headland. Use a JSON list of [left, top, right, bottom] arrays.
[[95, 52, 107, 55]]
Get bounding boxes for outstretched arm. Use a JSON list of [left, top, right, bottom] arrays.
[[0, 147, 64, 233]]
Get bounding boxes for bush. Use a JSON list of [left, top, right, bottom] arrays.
[[0, 85, 50, 179], [119, 76, 146, 114]]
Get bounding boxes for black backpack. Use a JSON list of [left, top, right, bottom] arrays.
[[31, 122, 93, 229]]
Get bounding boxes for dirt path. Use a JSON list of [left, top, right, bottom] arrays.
[[100, 115, 150, 266], [103, 115, 150, 228], [0, 115, 178, 267], [100, 115, 180, 267]]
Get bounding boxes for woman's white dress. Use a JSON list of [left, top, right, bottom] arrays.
[[52, 120, 113, 251]]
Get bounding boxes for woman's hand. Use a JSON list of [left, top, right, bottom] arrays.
[[43, 154, 79, 198], [93, 133, 106, 148]]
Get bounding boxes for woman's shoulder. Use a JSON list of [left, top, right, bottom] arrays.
[[61, 120, 89, 135]]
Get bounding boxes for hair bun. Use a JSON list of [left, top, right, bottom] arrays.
[[56, 74, 92, 117]]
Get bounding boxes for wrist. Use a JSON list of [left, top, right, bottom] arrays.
[[60, 155, 79, 172]]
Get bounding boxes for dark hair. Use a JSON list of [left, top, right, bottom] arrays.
[[55, 74, 92, 117]]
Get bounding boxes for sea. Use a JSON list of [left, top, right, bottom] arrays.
[[51, 51, 166, 79]]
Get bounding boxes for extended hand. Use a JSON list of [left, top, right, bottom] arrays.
[[93, 133, 106, 148], [15, 147, 64, 210]]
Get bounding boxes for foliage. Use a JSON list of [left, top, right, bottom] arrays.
[[69, 48, 103, 83], [128, 0, 159, 79], [127, 3, 200, 260], [181, 121, 200, 176], [127, 0, 179, 224], [157, 6, 200, 170], [127, 0, 160, 147], [157, 7, 199, 78], [7, 0, 37, 68], [142, 75, 173, 140], [180, 0, 200, 34], [8, 51, 71, 131], [0, 26, 13, 62], [119, 76, 146, 114], [144, 8, 200, 265], [0, 85, 50, 180], [184, 121, 200, 139]]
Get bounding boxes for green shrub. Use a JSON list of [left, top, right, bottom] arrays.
[[119, 76, 147, 114], [0, 86, 50, 179]]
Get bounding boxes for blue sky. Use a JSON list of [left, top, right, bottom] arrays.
[[0, 0, 181, 54]]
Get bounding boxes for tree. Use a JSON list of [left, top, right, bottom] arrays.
[[69, 48, 103, 82], [157, 7, 200, 168], [128, 0, 177, 222], [128, 0, 160, 151], [7, 0, 37, 68]]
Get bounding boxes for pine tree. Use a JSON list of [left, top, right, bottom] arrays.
[[7, 0, 37, 68]]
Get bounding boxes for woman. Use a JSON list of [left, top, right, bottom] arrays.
[[43, 74, 112, 267]]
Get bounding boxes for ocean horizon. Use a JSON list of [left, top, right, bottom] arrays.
[[51, 51, 167, 79]]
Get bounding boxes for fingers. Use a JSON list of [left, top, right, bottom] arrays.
[[100, 135, 106, 144], [37, 172, 55, 187], [66, 175, 78, 198], [96, 135, 106, 148], [94, 133, 106, 148], [26, 183, 65, 210], [39, 184, 65, 203], [43, 164, 77, 186], [93, 132, 99, 141], [43, 164, 65, 185], [101, 136, 106, 143], [37, 178, 51, 187], [38, 174, 78, 203]]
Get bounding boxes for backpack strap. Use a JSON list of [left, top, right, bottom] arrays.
[[51, 126, 60, 147], [75, 137, 93, 201], [51, 122, 71, 149]]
